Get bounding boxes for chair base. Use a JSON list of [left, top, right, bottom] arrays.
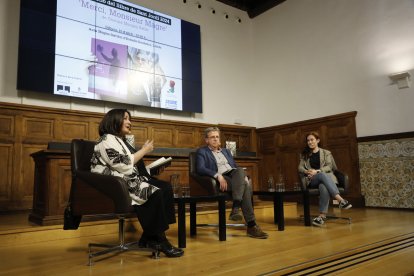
[[88, 241, 160, 265], [87, 217, 160, 265]]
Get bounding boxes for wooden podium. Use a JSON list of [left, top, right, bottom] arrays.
[[29, 150, 72, 226]]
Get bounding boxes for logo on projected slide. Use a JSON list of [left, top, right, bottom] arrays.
[[168, 80, 175, 93]]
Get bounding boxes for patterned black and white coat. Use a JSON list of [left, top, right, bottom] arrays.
[[90, 133, 158, 205]]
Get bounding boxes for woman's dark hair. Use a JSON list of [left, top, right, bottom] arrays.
[[301, 131, 321, 159], [98, 109, 131, 136]]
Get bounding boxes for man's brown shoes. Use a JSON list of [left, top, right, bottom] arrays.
[[247, 225, 268, 239], [229, 208, 243, 221]]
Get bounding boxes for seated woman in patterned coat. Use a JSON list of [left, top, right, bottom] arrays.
[[91, 108, 183, 257]]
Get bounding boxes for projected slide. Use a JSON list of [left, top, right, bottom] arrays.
[[54, 0, 183, 110]]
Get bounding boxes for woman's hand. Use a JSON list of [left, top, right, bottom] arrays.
[[142, 140, 154, 154], [305, 169, 320, 178], [133, 140, 154, 165]]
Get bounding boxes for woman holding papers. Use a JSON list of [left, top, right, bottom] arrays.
[[91, 108, 183, 257]]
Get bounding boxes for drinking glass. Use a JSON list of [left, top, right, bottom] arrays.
[[267, 175, 275, 192], [293, 181, 301, 191], [181, 186, 190, 197], [170, 174, 181, 198], [276, 174, 285, 192]]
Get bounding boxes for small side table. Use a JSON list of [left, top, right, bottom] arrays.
[[174, 195, 227, 248], [253, 190, 311, 231]]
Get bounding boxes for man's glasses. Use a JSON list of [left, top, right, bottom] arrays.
[[208, 136, 220, 139]]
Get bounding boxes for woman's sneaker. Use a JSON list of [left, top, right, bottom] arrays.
[[339, 200, 352, 209], [312, 216, 325, 227]]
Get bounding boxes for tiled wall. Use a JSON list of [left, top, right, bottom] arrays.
[[358, 137, 414, 208]]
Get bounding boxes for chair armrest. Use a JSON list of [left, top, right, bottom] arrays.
[[189, 173, 219, 196], [334, 170, 349, 193], [76, 171, 132, 213]]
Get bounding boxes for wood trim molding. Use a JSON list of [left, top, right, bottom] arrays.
[[357, 131, 414, 142], [256, 111, 358, 132]]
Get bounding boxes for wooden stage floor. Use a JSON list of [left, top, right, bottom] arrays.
[[0, 203, 413, 275]]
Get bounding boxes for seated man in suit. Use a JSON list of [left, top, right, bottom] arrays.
[[196, 127, 268, 239]]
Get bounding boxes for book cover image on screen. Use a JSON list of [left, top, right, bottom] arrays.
[[146, 157, 172, 175], [17, 0, 202, 113]]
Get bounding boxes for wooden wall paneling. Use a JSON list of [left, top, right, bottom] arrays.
[[298, 126, 323, 144], [277, 128, 301, 189], [19, 145, 46, 209], [0, 115, 14, 138], [279, 150, 301, 190], [259, 153, 278, 190], [89, 121, 100, 141], [0, 115, 14, 207], [174, 126, 197, 148], [0, 143, 13, 203], [130, 123, 149, 146], [324, 117, 361, 199], [23, 117, 54, 139], [219, 125, 255, 152], [151, 125, 174, 147], [55, 159, 72, 217], [257, 112, 363, 206], [220, 131, 246, 151], [195, 128, 205, 147], [0, 102, 260, 211], [12, 114, 23, 209], [238, 134, 251, 152], [278, 128, 300, 148], [250, 129, 258, 153], [59, 120, 89, 141], [325, 118, 354, 140], [257, 131, 276, 191], [258, 132, 276, 153]]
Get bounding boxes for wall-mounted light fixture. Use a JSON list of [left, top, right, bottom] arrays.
[[389, 71, 411, 89]]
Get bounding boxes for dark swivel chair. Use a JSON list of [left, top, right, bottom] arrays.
[[188, 151, 221, 197], [188, 151, 245, 228], [70, 139, 160, 265], [299, 170, 352, 223]]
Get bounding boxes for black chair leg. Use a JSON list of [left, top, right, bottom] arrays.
[[87, 217, 160, 265]]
